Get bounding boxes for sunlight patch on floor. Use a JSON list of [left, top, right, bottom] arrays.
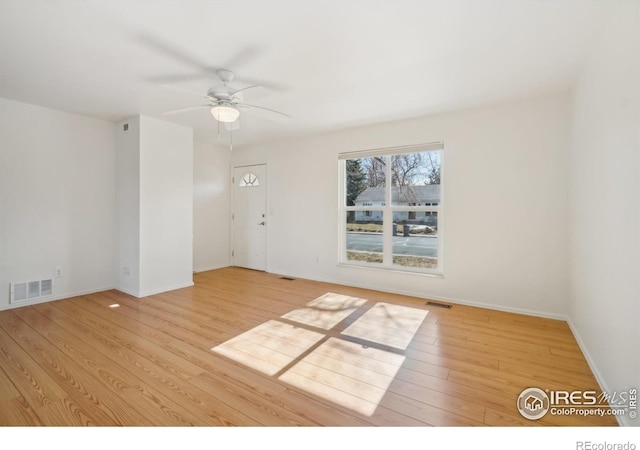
[[211, 293, 429, 417], [278, 338, 405, 416], [341, 302, 429, 350], [211, 320, 324, 376], [280, 292, 367, 330]]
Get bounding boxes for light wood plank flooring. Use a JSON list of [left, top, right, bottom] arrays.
[[0, 267, 618, 426]]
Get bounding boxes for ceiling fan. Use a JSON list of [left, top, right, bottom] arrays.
[[159, 69, 291, 132]]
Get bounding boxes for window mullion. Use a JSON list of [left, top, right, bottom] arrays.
[[383, 160, 393, 266]]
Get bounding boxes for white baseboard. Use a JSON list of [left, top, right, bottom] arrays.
[[1, 278, 196, 309], [193, 264, 231, 273], [135, 281, 195, 298], [566, 318, 628, 427], [0, 285, 116, 311], [114, 286, 139, 298], [270, 268, 568, 321], [401, 290, 568, 321]]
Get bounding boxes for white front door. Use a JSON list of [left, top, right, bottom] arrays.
[[232, 164, 267, 271]]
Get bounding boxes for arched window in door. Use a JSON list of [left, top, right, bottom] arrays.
[[239, 172, 260, 187]]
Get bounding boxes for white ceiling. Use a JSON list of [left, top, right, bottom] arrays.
[[0, 0, 611, 147]]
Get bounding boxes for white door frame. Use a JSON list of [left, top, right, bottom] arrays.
[[230, 162, 268, 271]]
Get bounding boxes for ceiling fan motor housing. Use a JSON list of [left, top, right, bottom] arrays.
[[208, 87, 233, 100]]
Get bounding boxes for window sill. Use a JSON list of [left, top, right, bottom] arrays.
[[337, 262, 444, 279]]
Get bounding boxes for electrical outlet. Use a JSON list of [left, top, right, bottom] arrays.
[[122, 267, 130, 276], [54, 267, 63, 278]]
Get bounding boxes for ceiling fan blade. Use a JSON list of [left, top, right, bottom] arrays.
[[160, 105, 210, 115], [237, 103, 292, 123], [135, 34, 208, 71], [241, 78, 289, 92], [231, 85, 270, 102], [223, 46, 262, 71], [137, 33, 284, 92], [158, 84, 211, 100], [151, 73, 212, 84]]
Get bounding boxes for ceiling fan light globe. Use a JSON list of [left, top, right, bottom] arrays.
[[211, 106, 240, 123]]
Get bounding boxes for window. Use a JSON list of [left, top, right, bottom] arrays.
[[239, 172, 260, 187], [340, 143, 442, 274]]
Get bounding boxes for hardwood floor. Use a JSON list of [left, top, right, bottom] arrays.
[[0, 267, 618, 426]]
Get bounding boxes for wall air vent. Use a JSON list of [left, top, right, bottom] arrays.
[[426, 300, 452, 309], [41, 279, 53, 296], [10, 279, 54, 304], [11, 283, 27, 302]]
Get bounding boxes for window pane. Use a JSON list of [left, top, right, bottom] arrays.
[[392, 213, 438, 269], [346, 212, 383, 264], [345, 156, 386, 206], [239, 172, 260, 187], [391, 151, 440, 206]]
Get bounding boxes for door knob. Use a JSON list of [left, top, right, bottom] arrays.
[[258, 221, 266, 226]]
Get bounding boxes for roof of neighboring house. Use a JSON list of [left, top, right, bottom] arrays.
[[355, 185, 440, 203]]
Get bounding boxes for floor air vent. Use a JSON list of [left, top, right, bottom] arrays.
[[426, 300, 452, 309], [279, 277, 295, 281], [10, 279, 54, 304]]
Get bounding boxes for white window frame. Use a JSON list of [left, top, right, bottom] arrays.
[[338, 142, 444, 276]]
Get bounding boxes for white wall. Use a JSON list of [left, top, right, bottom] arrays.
[[0, 98, 116, 310], [115, 115, 194, 297], [569, 3, 639, 427], [115, 116, 141, 295], [193, 134, 231, 272], [139, 116, 194, 296], [231, 94, 571, 317]]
